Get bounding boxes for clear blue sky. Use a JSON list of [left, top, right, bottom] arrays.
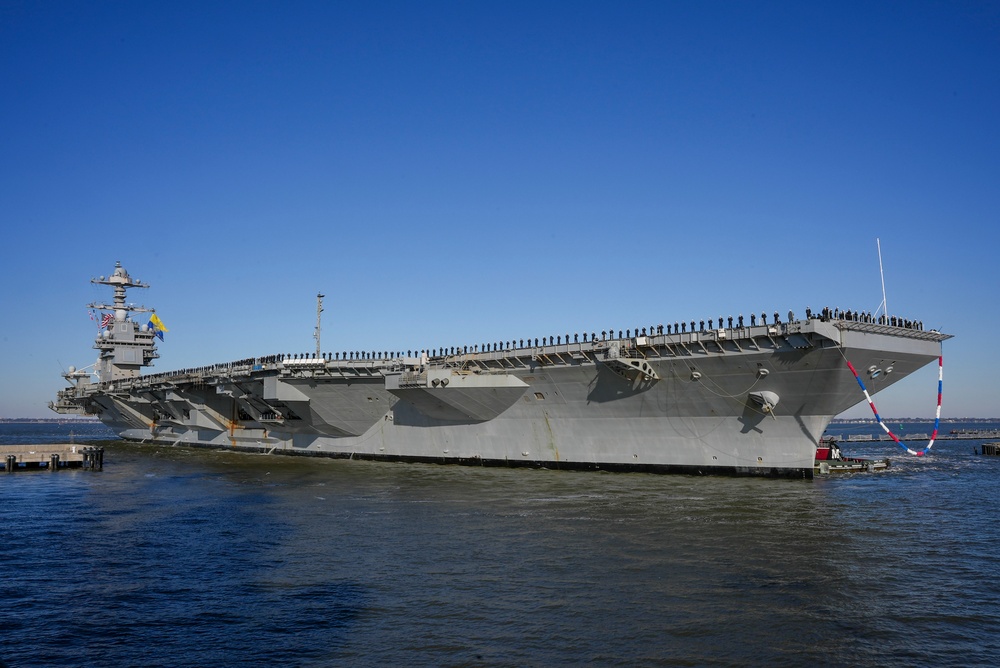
[[2, 1, 998, 418]]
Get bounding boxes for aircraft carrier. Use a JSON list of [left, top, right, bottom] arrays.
[[50, 263, 951, 478]]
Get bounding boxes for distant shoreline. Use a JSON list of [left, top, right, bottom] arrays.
[[0, 417, 103, 424], [831, 417, 998, 423]]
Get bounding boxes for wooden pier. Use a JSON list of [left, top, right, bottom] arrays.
[[1, 444, 104, 472], [982, 443, 1000, 456]]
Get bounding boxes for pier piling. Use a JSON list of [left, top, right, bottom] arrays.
[[1, 445, 105, 472]]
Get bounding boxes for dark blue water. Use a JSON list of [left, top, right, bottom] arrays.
[[2, 422, 999, 667]]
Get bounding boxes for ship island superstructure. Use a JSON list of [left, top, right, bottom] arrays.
[[51, 263, 952, 478]]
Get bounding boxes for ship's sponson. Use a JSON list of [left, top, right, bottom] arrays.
[[53, 314, 949, 478]]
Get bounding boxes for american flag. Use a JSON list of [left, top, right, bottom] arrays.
[[100, 313, 113, 329]]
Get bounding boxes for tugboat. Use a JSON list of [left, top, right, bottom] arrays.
[[815, 438, 890, 474]]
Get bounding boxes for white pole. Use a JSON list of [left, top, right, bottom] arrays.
[[877, 238, 887, 318]]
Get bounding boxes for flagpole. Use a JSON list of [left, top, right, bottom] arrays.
[[877, 237, 888, 318]]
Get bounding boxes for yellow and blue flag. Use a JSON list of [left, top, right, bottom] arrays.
[[148, 313, 169, 341]]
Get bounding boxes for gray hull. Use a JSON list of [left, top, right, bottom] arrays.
[[58, 316, 948, 478]]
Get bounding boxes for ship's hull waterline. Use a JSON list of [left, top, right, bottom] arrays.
[[53, 271, 949, 479]]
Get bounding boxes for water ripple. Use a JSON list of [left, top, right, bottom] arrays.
[[2, 426, 1000, 666]]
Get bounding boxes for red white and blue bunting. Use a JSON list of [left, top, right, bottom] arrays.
[[845, 354, 943, 456]]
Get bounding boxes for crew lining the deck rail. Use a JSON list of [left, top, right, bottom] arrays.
[[136, 305, 929, 375]]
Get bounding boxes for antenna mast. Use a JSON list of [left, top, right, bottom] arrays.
[[876, 238, 888, 318], [314, 292, 324, 359]]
